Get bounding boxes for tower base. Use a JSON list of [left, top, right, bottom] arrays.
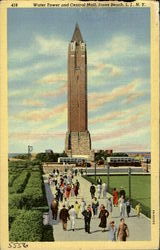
[[65, 131, 91, 158]]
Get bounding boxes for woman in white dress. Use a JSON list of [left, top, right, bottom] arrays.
[[118, 195, 126, 217], [97, 184, 102, 199]]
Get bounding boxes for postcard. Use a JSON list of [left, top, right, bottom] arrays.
[[0, 1, 159, 250]]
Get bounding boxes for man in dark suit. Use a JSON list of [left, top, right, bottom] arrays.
[[82, 206, 92, 234], [59, 205, 70, 231]]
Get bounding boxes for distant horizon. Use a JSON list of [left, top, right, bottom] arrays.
[[8, 151, 151, 155]]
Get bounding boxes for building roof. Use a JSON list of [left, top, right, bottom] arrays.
[[71, 23, 84, 43]]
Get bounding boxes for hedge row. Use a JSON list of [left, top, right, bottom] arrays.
[[11, 171, 30, 193], [23, 171, 44, 208], [42, 225, 54, 241], [8, 161, 53, 241], [9, 171, 48, 228], [9, 174, 18, 187], [9, 171, 48, 210], [9, 210, 43, 241], [9, 161, 28, 169], [9, 210, 54, 242], [9, 194, 25, 209], [9, 208, 22, 229]]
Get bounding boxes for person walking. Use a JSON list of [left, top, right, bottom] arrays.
[[60, 176, 64, 186], [108, 221, 117, 241], [50, 199, 59, 220], [98, 205, 109, 232], [75, 169, 78, 176], [106, 197, 113, 218], [74, 201, 80, 218], [71, 183, 75, 197], [59, 185, 64, 202], [112, 188, 119, 207], [80, 168, 83, 176], [76, 179, 80, 190], [135, 203, 142, 217], [59, 205, 70, 231], [54, 176, 58, 186], [65, 184, 71, 199], [92, 197, 99, 217], [68, 205, 76, 231], [102, 182, 107, 198], [90, 183, 96, 199], [80, 198, 86, 214], [64, 197, 70, 209], [119, 195, 126, 217], [117, 218, 129, 241], [126, 199, 131, 217], [82, 206, 92, 234], [97, 177, 102, 185], [74, 183, 79, 198], [55, 170, 58, 178], [55, 185, 61, 202], [119, 186, 126, 199], [97, 184, 102, 199]]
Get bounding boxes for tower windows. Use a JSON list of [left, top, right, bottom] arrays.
[[81, 43, 85, 51], [70, 42, 76, 51]]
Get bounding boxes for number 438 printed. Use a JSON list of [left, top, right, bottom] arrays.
[[11, 3, 18, 7]]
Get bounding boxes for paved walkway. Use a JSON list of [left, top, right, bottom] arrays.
[[43, 173, 151, 241]]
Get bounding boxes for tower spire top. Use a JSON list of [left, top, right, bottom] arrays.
[[71, 23, 84, 42]]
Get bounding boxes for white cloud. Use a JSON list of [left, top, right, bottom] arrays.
[[37, 73, 67, 84], [88, 78, 141, 111], [88, 63, 123, 80], [9, 34, 67, 64], [9, 61, 56, 80], [89, 34, 149, 65], [87, 34, 149, 85], [35, 35, 67, 56]]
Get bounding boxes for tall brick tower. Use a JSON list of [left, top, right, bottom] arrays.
[[65, 24, 91, 158]]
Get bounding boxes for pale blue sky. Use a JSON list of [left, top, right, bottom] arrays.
[[8, 8, 150, 153]]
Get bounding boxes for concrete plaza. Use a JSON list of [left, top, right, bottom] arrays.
[[43, 173, 151, 241]]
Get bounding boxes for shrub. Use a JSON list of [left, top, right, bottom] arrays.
[[12, 171, 30, 193], [9, 174, 18, 187], [30, 160, 42, 166], [9, 210, 43, 241], [22, 190, 44, 209], [21, 171, 47, 208], [42, 225, 54, 241], [9, 170, 48, 210], [32, 206, 49, 213], [9, 208, 22, 229], [9, 194, 24, 209]]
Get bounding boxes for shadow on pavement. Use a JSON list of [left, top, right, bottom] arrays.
[[91, 229, 102, 233], [75, 227, 84, 231]]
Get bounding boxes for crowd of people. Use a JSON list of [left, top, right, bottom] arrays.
[[48, 169, 141, 241]]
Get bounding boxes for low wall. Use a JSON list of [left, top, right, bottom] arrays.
[[43, 163, 76, 174]]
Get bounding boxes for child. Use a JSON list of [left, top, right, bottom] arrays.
[[135, 203, 142, 217], [74, 201, 80, 218], [108, 221, 117, 241]]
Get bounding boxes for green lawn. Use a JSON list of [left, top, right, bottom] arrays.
[[84, 175, 151, 217]]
